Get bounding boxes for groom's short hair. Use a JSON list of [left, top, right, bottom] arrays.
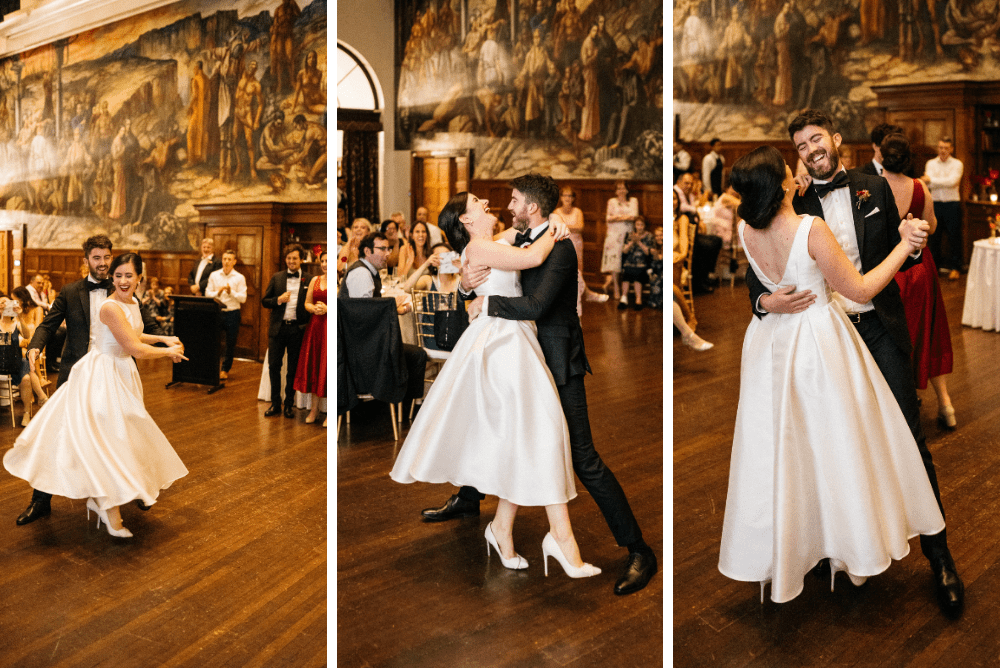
[[82, 234, 112, 256], [788, 109, 836, 141], [509, 173, 560, 218]]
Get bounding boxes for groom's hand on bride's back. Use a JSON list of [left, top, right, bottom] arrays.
[[760, 286, 816, 314]]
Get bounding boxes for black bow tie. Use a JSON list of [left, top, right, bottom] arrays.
[[813, 171, 849, 198], [86, 279, 111, 292], [513, 231, 533, 247], [287, 271, 300, 279]]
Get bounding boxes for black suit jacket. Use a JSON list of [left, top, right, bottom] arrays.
[[486, 238, 590, 386], [746, 170, 917, 355], [857, 161, 880, 177], [28, 279, 165, 386], [188, 255, 222, 294], [261, 270, 312, 338]]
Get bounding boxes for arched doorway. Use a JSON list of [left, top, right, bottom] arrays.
[[336, 41, 383, 226]]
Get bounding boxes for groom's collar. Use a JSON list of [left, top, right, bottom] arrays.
[[528, 222, 549, 240], [812, 166, 848, 185]]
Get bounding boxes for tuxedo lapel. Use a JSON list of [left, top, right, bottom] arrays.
[[77, 282, 91, 332], [847, 173, 866, 255], [794, 188, 824, 219]]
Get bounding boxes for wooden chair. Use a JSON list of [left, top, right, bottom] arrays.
[[409, 289, 457, 419], [0, 373, 21, 427], [679, 221, 697, 318]]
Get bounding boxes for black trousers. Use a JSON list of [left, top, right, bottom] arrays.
[[402, 343, 427, 402], [929, 201, 963, 271], [854, 316, 949, 562], [220, 309, 240, 372], [460, 373, 643, 547], [268, 321, 305, 407], [692, 232, 722, 288]]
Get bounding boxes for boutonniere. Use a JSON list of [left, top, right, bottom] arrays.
[[855, 189, 870, 210]]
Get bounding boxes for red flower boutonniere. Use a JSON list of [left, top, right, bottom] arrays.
[[856, 189, 871, 210]]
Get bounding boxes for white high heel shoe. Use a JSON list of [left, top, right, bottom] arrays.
[[541, 533, 600, 578], [829, 558, 867, 589], [86, 498, 133, 538], [682, 332, 714, 351], [485, 522, 527, 570]]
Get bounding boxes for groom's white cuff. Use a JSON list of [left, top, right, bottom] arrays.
[[755, 293, 769, 314]]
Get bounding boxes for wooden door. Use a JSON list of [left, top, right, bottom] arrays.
[[888, 109, 956, 178], [411, 150, 471, 226], [207, 225, 264, 360]]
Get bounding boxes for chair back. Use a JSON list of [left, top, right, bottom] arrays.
[[680, 220, 697, 317], [411, 290, 458, 352], [337, 297, 408, 414]]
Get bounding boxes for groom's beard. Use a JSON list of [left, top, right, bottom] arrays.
[[511, 214, 530, 232], [804, 147, 841, 181]]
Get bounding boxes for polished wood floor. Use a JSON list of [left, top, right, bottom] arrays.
[[674, 275, 1000, 667], [0, 360, 326, 668], [337, 302, 664, 667]]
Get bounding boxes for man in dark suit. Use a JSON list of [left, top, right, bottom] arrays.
[[17, 234, 169, 526], [856, 122, 904, 177], [425, 174, 657, 596], [187, 238, 222, 296], [261, 243, 312, 418], [746, 109, 964, 618]]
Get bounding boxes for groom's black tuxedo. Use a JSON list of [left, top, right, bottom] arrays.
[[745, 169, 950, 561], [474, 232, 643, 548], [28, 278, 164, 387]]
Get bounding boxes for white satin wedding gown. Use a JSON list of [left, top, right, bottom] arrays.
[[719, 216, 945, 603], [391, 241, 577, 506], [4, 299, 188, 510]]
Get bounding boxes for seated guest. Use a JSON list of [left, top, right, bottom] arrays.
[[619, 215, 655, 310], [205, 250, 247, 380], [648, 226, 665, 311], [673, 191, 712, 350], [414, 206, 445, 246], [338, 218, 373, 279], [414, 243, 460, 294], [155, 287, 175, 335], [704, 185, 742, 279], [390, 211, 409, 240], [381, 219, 405, 271], [262, 243, 313, 418], [188, 238, 222, 296], [397, 221, 434, 278], [26, 275, 51, 312], [12, 287, 49, 410], [340, 232, 427, 410]]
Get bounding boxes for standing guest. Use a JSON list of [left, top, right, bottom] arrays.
[[880, 134, 957, 429], [551, 186, 608, 314], [337, 218, 373, 278], [262, 244, 313, 419], [921, 137, 964, 280], [205, 250, 247, 381], [600, 180, 639, 300], [415, 206, 445, 246], [673, 141, 692, 182], [0, 295, 35, 426], [397, 221, 434, 278], [12, 286, 49, 412], [619, 215, 655, 310], [26, 275, 51, 312], [648, 226, 665, 311], [188, 238, 222, 296], [381, 219, 404, 271], [14, 235, 167, 526], [294, 251, 328, 425], [5, 252, 188, 539], [702, 138, 725, 198], [340, 233, 427, 413]]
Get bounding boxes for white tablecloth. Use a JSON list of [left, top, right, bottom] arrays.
[[383, 286, 415, 345], [962, 238, 1000, 331], [258, 350, 328, 412]]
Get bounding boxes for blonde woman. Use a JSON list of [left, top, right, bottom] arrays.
[[337, 218, 373, 279], [600, 180, 638, 300]]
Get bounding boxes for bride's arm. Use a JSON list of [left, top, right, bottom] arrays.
[[808, 218, 911, 304], [466, 230, 556, 271], [100, 302, 186, 361]]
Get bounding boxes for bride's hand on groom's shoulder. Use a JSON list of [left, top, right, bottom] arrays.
[[548, 219, 571, 241]]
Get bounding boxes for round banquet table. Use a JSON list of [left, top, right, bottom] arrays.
[[961, 238, 1000, 331]]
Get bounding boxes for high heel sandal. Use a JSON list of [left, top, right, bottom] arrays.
[[541, 533, 600, 578], [829, 558, 867, 589], [86, 498, 133, 538], [682, 332, 714, 351], [485, 522, 528, 570], [938, 405, 957, 430]]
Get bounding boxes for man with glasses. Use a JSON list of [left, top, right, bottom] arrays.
[[339, 232, 427, 415], [262, 243, 314, 418]]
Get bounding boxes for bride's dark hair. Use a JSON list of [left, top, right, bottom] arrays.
[[109, 252, 143, 277], [729, 146, 787, 230], [438, 192, 472, 254]]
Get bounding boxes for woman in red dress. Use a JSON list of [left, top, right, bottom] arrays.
[[294, 251, 327, 426], [880, 134, 956, 428]]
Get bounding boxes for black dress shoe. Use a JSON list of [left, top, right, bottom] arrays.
[[135, 500, 151, 511], [421, 494, 480, 522], [813, 558, 831, 580], [16, 500, 51, 525], [617, 300, 628, 310], [930, 554, 964, 618], [614, 548, 658, 595], [264, 405, 281, 417], [283, 405, 295, 418]]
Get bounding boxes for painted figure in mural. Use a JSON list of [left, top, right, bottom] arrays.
[[542, 59, 562, 136], [594, 15, 618, 137], [62, 126, 93, 215], [772, 3, 793, 107], [122, 119, 143, 223], [516, 29, 553, 138], [234, 60, 264, 180], [93, 155, 111, 216], [942, 0, 1000, 47], [109, 125, 128, 220], [89, 101, 114, 159], [70, 102, 90, 142], [552, 0, 584, 69], [291, 50, 326, 114], [186, 61, 211, 167], [721, 7, 752, 103], [286, 114, 326, 187], [258, 111, 295, 172], [213, 30, 248, 184], [270, 0, 301, 95], [578, 25, 600, 141], [859, 0, 886, 45]]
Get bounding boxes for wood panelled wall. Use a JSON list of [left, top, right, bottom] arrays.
[[470, 179, 663, 287], [23, 248, 199, 295]]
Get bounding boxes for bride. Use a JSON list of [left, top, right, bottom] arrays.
[[391, 191, 600, 578], [5, 252, 188, 538], [719, 146, 945, 602]]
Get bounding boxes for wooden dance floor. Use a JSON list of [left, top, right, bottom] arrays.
[[0, 360, 326, 667], [675, 275, 1000, 666], [338, 303, 664, 667]]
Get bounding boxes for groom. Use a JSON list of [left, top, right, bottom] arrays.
[[746, 109, 964, 618], [423, 173, 657, 596], [15, 234, 165, 526]]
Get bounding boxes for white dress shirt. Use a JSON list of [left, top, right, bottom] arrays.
[[194, 255, 215, 288], [923, 156, 963, 202], [871, 159, 884, 176], [702, 151, 724, 193], [345, 259, 378, 299], [87, 277, 108, 348], [205, 267, 248, 311], [27, 284, 50, 311], [813, 169, 873, 314], [283, 272, 302, 320]]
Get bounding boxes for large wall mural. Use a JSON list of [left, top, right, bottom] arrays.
[[0, 0, 326, 251], [674, 0, 1000, 143], [395, 0, 664, 181]]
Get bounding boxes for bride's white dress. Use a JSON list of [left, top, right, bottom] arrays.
[[4, 299, 188, 510], [719, 216, 944, 603], [391, 242, 576, 506]]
